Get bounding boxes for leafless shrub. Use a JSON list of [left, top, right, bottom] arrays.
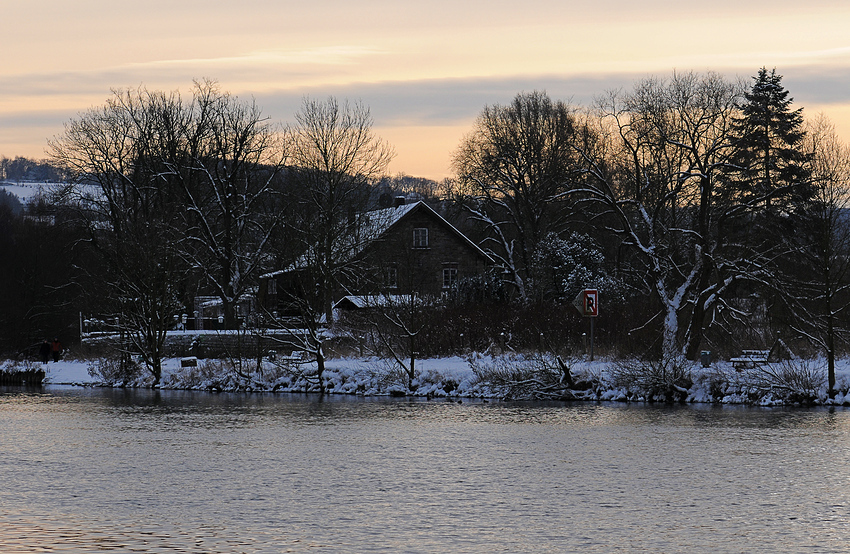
[[373, 359, 410, 391], [609, 355, 693, 402], [1, 360, 38, 372], [87, 356, 144, 385], [169, 359, 230, 388], [264, 356, 329, 392], [469, 353, 581, 400], [162, 359, 278, 390], [731, 359, 825, 403]]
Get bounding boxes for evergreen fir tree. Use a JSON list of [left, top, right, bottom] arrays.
[[729, 67, 812, 211]]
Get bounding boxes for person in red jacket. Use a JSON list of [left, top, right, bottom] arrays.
[[51, 338, 62, 363]]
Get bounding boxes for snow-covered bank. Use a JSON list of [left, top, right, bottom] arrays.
[[36, 359, 97, 385], [26, 354, 850, 406]]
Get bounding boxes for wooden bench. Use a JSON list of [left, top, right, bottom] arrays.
[[731, 349, 770, 371], [278, 351, 306, 367]]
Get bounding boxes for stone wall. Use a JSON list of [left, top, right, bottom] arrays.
[[83, 331, 308, 359]]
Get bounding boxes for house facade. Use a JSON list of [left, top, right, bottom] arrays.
[[259, 200, 495, 317], [352, 200, 494, 297]]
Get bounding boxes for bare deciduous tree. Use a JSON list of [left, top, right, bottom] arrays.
[[176, 80, 289, 329], [789, 115, 850, 396], [49, 81, 290, 380], [49, 87, 187, 383], [290, 96, 395, 322], [573, 72, 746, 361], [451, 91, 588, 301]]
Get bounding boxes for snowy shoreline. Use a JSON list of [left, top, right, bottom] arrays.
[[20, 354, 850, 407]]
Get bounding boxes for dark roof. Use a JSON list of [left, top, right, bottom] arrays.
[[261, 201, 493, 278], [360, 201, 494, 263]]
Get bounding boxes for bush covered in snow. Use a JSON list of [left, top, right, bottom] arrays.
[[696, 358, 826, 405], [47, 350, 850, 407], [609, 355, 693, 403], [532, 232, 629, 305], [467, 352, 601, 400], [87, 356, 146, 387]]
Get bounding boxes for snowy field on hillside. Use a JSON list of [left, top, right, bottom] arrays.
[[0, 181, 59, 203], [28, 354, 850, 406], [1, 181, 100, 205]]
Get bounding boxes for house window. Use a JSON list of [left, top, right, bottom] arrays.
[[443, 266, 458, 289], [413, 227, 429, 248], [267, 278, 277, 295], [385, 267, 398, 289]]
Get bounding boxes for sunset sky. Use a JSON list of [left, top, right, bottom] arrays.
[[4, 0, 850, 180]]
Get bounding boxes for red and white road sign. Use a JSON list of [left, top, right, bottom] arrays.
[[574, 289, 599, 317]]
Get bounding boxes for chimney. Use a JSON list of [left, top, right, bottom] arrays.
[[394, 196, 406, 207]]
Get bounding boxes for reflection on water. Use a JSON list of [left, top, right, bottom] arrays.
[[1, 387, 849, 552]]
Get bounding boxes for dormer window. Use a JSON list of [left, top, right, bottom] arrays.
[[413, 227, 429, 248]]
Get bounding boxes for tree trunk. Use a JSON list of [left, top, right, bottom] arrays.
[[662, 304, 680, 362], [683, 276, 713, 361], [222, 298, 238, 329], [150, 358, 162, 386], [316, 343, 326, 395], [684, 177, 714, 361], [827, 295, 836, 398]]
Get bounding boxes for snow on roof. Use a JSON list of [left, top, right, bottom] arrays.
[[261, 202, 418, 278], [260, 200, 493, 278], [348, 201, 418, 252], [333, 295, 414, 309]]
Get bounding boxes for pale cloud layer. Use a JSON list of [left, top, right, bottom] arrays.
[[4, 0, 850, 179]]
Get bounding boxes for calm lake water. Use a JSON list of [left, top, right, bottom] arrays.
[[1, 387, 849, 553]]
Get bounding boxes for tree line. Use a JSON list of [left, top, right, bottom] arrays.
[[0, 156, 67, 183], [448, 68, 850, 396], [2, 69, 849, 395]]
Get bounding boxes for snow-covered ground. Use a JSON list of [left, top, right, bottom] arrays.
[[38, 357, 473, 385], [40, 359, 101, 385], [0, 181, 59, 203], [1, 181, 101, 206], [29, 354, 850, 406]]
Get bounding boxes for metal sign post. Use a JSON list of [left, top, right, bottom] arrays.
[[574, 289, 599, 361]]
